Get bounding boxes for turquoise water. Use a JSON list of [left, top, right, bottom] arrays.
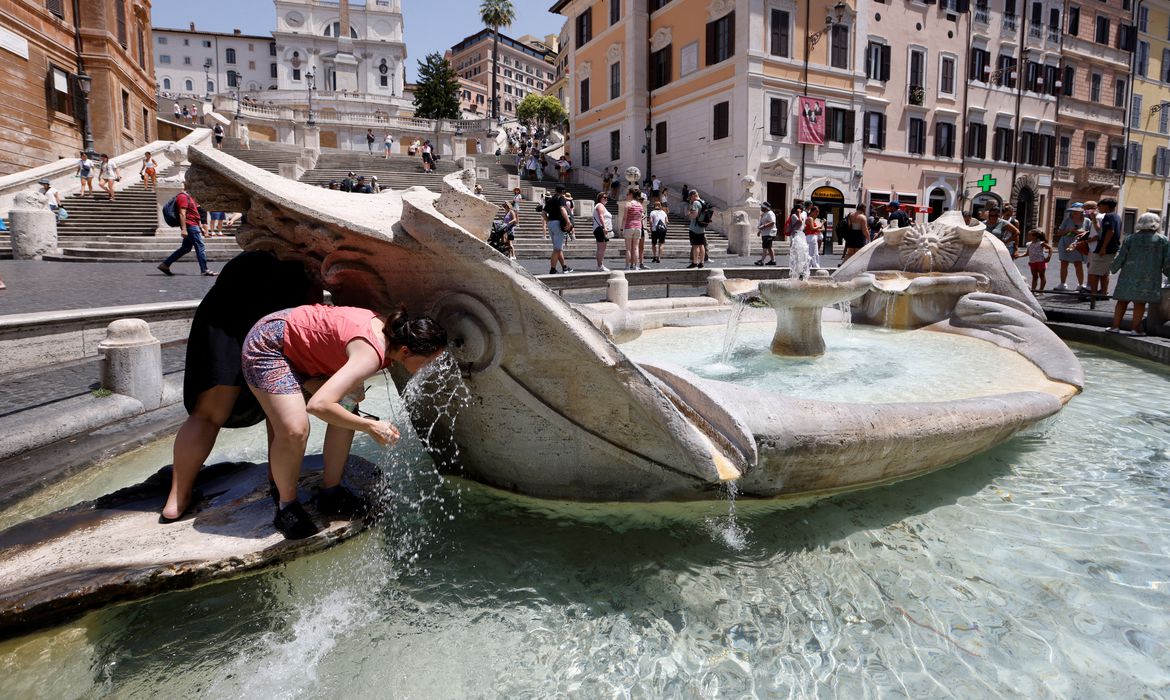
[[1, 344, 1168, 698]]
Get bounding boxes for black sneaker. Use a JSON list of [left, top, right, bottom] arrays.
[[698, 263, 704, 269], [686, 263, 698, 269], [273, 501, 320, 539], [313, 485, 369, 519], [765, 260, 777, 266], [548, 268, 558, 274], [562, 267, 575, 273]]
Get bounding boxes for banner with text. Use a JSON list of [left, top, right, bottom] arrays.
[[797, 96, 826, 146]]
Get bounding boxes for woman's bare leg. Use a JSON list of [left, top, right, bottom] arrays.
[[1111, 300, 1128, 329], [162, 385, 239, 519], [250, 388, 311, 503], [322, 423, 356, 489], [1132, 302, 1147, 332]]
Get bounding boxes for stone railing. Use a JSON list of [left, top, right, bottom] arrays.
[[1076, 166, 1123, 188], [1058, 98, 1125, 126], [1061, 34, 1131, 69], [229, 98, 491, 135]]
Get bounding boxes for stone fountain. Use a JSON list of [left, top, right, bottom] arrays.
[[729, 275, 875, 356]]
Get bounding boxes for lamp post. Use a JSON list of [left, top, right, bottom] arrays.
[[800, 2, 849, 193], [306, 70, 316, 126], [808, 1, 847, 49], [643, 122, 653, 189], [234, 89, 241, 119], [75, 71, 96, 158], [203, 60, 212, 102]]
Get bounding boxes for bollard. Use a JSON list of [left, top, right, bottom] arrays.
[[9, 192, 58, 259], [727, 211, 753, 256], [606, 270, 629, 308], [707, 268, 729, 302], [98, 319, 163, 410]]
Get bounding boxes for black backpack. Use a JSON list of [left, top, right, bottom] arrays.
[[162, 196, 181, 227], [697, 200, 716, 226]]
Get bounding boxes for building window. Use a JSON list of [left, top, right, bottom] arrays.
[[650, 45, 672, 89], [271, 63, 278, 79], [142, 106, 149, 141], [1131, 94, 1143, 128], [115, 1, 127, 48], [184, 56, 191, 65], [966, 122, 987, 159], [162, 77, 171, 89], [227, 70, 239, 88], [1063, 65, 1074, 96], [1090, 73, 1102, 102], [770, 9, 790, 58], [1161, 107, 1169, 135], [380, 74, 388, 87], [48, 66, 73, 116], [1086, 139, 1097, 167], [706, 11, 735, 66], [650, 0, 672, 9], [207, 80, 214, 93], [934, 121, 955, 157], [581, 140, 590, 167], [1020, 131, 1037, 164], [1068, 6, 1079, 35], [610, 0, 620, 25], [1044, 64, 1060, 96], [655, 121, 667, 154], [866, 42, 890, 81], [122, 89, 131, 130], [137, 26, 145, 68], [1058, 135, 1071, 167], [1137, 41, 1150, 77], [610, 61, 620, 100], [908, 117, 926, 154], [1139, 4, 1149, 32], [226, 48, 237, 64], [969, 47, 990, 81], [292, 68, 301, 81], [1109, 143, 1125, 171], [993, 126, 1015, 161], [863, 111, 885, 149], [579, 77, 590, 111], [829, 24, 849, 69], [826, 107, 853, 143], [184, 78, 193, 91], [610, 129, 621, 160], [270, 43, 277, 56], [1095, 15, 1109, 44], [768, 97, 788, 137], [576, 8, 593, 48], [157, 36, 168, 45], [202, 40, 211, 48], [1039, 133, 1055, 167], [909, 48, 926, 90], [713, 101, 730, 139], [996, 55, 1017, 88], [159, 54, 171, 64]]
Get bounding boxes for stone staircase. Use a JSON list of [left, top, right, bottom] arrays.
[[218, 140, 304, 173], [43, 234, 243, 262], [56, 182, 160, 237]]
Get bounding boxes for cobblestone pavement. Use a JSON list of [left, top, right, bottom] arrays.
[[0, 345, 186, 417]]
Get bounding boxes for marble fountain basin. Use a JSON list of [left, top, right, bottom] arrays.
[[853, 271, 990, 329]]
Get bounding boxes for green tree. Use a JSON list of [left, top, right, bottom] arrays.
[[515, 94, 569, 133], [479, 0, 516, 121], [412, 52, 461, 120]]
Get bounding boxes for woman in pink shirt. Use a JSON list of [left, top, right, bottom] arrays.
[[621, 187, 645, 270], [242, 304, 447, 539]]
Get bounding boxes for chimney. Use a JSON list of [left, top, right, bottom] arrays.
[[233, 28, 241, 35], [189, 22, 195, 31]]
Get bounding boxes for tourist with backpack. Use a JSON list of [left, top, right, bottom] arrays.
[[649, 200, 668, 264], [213, 123, 225, 148], [76, 151, 95, 196], [754, 201, 778, 266], [158, 184, 216, 277], [592, 192, 614, 271], [366, 129, 376, 154], [686, 190, 711, 268]]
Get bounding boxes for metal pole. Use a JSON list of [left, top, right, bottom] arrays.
[[307, 71, 316, 126], [70, 0, 95, 158]]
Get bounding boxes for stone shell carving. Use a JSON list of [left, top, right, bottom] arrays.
[[708, 0, 734, 20], [607, 43, 622, 64], [578, 60, 592, 80], [650, 27, 673, 52]]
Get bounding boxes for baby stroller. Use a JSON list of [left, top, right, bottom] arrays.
[[488, 219, 514, 255]]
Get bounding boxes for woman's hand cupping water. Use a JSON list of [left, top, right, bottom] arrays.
[[365, 420, 400, 446]]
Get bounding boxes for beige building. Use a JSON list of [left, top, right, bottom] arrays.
[[0, 0, 157, 175], [1121, 0, 1170, 231], [449, 29, 557, 119]]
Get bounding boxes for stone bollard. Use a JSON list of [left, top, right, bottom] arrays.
[[606, 270, 629, 308], [726, 211, 752, 256], [9, 192, 58, 259], [99, 319, 163, 410], [707, 268, 729, 303], [156, 181, 185, 233]]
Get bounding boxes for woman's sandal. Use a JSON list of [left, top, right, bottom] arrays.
[[158, 489, 204, 524]]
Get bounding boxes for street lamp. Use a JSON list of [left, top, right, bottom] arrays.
[[305, 69, 316, 126], [203, 60, 212, 102], [234, 89, 241, 118], [643, 122, 653, 187], [75, 71, 96, 158], [808, 1, 848, 48]]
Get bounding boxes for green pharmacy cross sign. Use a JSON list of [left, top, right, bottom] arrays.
[[976, 174, 997, 193]]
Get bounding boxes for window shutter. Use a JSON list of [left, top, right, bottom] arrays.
[[728, 14, 736, 61], [879, 113, 886, 149], [845, 110, 855, 142], [706, 22, 717, 65], [45, 0, 64, 17], [881, 45, 891, 81], [770, 11, 781, 55], [863, 112, 870, 147]]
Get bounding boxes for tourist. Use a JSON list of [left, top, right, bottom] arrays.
[[686, 189, 706, 269], [1003, 204, 1021, 232], [140, 151, 158, 191], [239, 121, 250, 150], [328, 180, 341, 190], [985, 206, 1020, 257], [159, 251, 320, 522], [649, 200, 668, 264], [1108, 212, 1170, 335], [158, 183, 215, 277], [602, 167, 613, 194], [181, 104, 190, 122], [207, 211, 226, 236], [38, 179, 62, 214], [474, 184, 484, 198], [421, 140, 435, 173], [370, 176, 380, 194], [172, 102, 182, 122], [1055, 203, 1089, 291], [243, 305, 447, 539], [635, 189, 650, 270], [650, 174, 662, 201], [543, 184, 574, 274], [76, 151, 95, 196], [1088, 198, 1122, 298], [885, 200, 910, 229], [536, 154, 547, 181], [98, 154, 120, 201], [526, 152, 538, 180], [383, 132, 394, 158], [592, 192, 613, 271], [659, 186, 670, 211], [806, 204, 824, 269], [408, 138, 420, 156], [499, 200, 518, 259], [354, 175, 373, 194], [341, 171, 357, 192], [842, 202, 869, 263], [1025, 229, 1052, 292], [754, 201, 777, 266], [621, 187, 645, 271], [512, 186, 523, 209], [609, 174, 621, 201], [786, 200, 808, 273], [366, 129, 376, 154], [213, 123, 225, 148]]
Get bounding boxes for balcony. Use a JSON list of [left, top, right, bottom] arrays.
[[1047, 28, 1061, 44], [974, 7, 990, 24], [1003, 14, 1017, 32], [1028, 25, 1044, 40], [1061, 33, 1131, 69], [1073, 166, 1122, 188], [1054, 166, 1074, 182], [1058, 96, 1125, 127]]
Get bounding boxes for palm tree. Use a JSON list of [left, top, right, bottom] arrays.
[[479, 0, 516, 122]]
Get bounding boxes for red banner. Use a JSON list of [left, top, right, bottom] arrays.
[[797, 96, 825, 145]]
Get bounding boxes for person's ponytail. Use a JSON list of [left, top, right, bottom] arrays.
[[384, 306, 448, 356]]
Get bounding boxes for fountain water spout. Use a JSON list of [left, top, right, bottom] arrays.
[[757, 275, 875, 356]]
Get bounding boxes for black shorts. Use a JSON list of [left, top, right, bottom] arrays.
[[761, 236, 774, 250], [651, 231, 667, 245], [845, 230, 867, 249], [593, 226, 609, 242], [422, 153, 434, 164], [689, 232, 707, 247]]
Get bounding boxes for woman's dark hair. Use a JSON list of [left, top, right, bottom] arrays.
[[385, 309, 448, 356]]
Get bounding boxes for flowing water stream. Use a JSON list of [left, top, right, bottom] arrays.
[[1, 340, 1168, 698]]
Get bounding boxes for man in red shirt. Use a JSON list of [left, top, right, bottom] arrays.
[[158, 184, 216, 276]]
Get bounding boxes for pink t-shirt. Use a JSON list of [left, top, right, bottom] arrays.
[[622, 201, 644, 231], [282, 305, 387, 377]]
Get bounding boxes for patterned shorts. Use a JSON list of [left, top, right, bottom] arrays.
[[241, 309, 304, 395]]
